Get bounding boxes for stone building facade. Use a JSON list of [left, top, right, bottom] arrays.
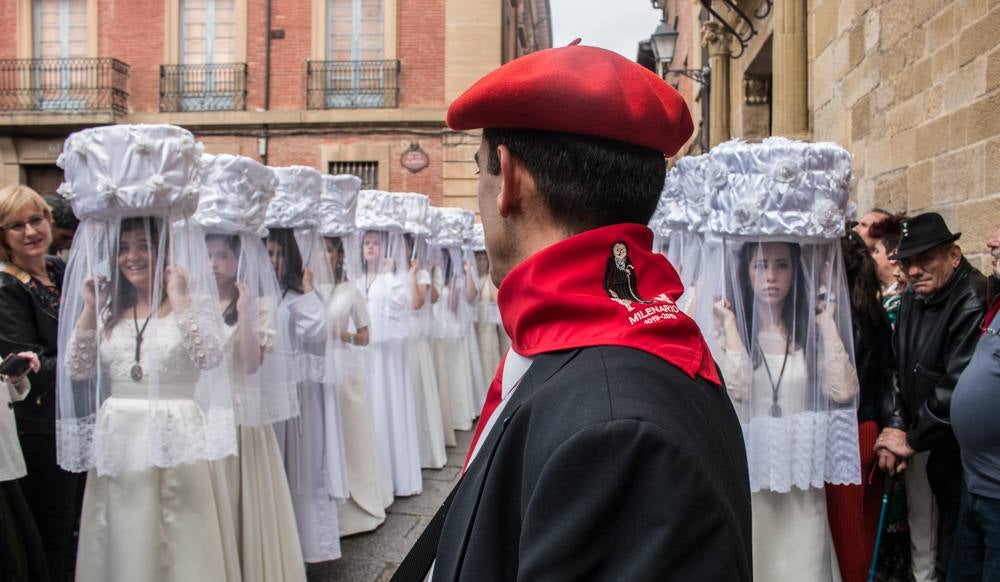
[[657, 0, 998, 269], [0, 0, 551, 212]]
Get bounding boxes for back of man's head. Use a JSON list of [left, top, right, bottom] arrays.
[[483, 128, 666, 234]]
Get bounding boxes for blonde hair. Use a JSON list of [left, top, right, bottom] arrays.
[[0, 185, 53, 263]]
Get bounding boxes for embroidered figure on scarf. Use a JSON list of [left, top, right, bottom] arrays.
[[604, 241, 652, 312]]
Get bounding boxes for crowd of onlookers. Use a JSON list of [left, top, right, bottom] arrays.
[[849, 209, 1000, 582]]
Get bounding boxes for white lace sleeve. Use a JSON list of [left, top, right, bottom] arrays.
[[65, 329, 99, 380], [720, 348, 751, 403], [819, 332, 859, 404], [176, 300, 224, 371]]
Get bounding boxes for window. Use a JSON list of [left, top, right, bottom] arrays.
[[329, 161, 378, 190], [32, 0, 88, 109], [170, 0, 243, 111], [324, 0, 387, 108]]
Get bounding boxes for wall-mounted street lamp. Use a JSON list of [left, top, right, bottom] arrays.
[[650, 20, 710, 87]]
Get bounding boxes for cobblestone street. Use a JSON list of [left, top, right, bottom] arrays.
[[307, 430, 471, 582]]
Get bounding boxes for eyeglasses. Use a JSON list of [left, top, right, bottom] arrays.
[[2, 215, 48, 234]]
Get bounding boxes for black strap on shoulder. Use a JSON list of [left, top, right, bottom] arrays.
[[390, 479, 461, 582]]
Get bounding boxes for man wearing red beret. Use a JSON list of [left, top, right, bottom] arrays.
[[392, 43, 751, 582]]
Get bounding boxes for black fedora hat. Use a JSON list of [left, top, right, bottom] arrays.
[[890, 212, 961, 260]]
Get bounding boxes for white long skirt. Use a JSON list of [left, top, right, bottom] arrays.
[[464, 326, 487, 412], [475, 322, 503, 397], [274, 380, 343, 563], [334, 349, 390, 535], [752, 487, 841, 582], [366, 338, 422, 497], [408, 337, 447, 469], [227, 425, 307, 582], [75, 397, 241, 582], [434, 337, 476, 431]]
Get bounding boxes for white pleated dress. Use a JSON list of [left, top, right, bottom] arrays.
[[272, 289, 344, 563], [74, 315, 241, 582], [432, 284, 477, 431], [408, 269, 447, 469], [219, 317, 306, 582], [475, 276, 504, 388], [325, 281, 391, 535], [361, 272, 422, 497]]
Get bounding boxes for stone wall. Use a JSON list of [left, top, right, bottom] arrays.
[[809, 0, 1000, 269]]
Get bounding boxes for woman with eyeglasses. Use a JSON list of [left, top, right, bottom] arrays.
[[0, 184, 77, 582]]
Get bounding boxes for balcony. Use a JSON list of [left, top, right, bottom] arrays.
[[159, 63, 247, 113], [306, 60, 400, 109], [0, 58, 129, 117]]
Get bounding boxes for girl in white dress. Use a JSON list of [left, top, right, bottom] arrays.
[[692, 138, 862, 582], [398, 193, 447, 470], [429, 208, 478, 431], [196, 154, 306, 582], [56, 125, 240, 582], [266, 166, 348, 563], [318, 174, 392, 535], [356, 190, 422, 497], [470, 224, 505, 389]]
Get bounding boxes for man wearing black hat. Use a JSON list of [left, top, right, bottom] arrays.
[[875, 212, 987, 581]]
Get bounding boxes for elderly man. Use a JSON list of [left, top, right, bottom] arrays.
[[949, 224, 1000, 581], [392, 43, 751, 582], [876, 212, 987, 581]]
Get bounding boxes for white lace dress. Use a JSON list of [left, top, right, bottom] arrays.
[[475, 276, 504, 389], [432, 281, 477, 431], [71, 313, 241, 582], [720, 334, 857, 582], [325, 281, 391, 535]]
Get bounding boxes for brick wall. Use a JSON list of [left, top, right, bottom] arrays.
[[101, 0, 165, 113], [398, 0, 445, 107], [0, 0, 16, 58], [809, 0, 1000, 270]]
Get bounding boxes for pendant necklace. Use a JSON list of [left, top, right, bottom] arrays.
[[131, 304, 154, 381], [759, 331, 791, 418]]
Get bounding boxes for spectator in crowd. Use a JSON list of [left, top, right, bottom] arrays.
[[949, 223, 1000, 581], [876, 212, 987, 581], [42, 194, 78, 260], [827, 231, 895, 582], [869, 216, 907, 326], [854, 208, 893, 252], [0, 185, 78, 582]]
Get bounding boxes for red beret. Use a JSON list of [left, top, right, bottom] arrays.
[[446, 44, 694, 156]]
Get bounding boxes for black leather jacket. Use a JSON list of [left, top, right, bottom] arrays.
[[0, 257, 64, 435], [882, 258, 986, 452]]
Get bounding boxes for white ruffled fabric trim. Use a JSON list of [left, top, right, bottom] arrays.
[[743, 408, 862, 493]]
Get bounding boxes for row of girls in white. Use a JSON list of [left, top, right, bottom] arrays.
[[52, 124, 506, 582]]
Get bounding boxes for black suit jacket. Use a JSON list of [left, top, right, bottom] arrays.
[[432, 346, 751, 582]]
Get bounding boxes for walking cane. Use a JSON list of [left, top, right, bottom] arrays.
[[867, 474, 895, 582]]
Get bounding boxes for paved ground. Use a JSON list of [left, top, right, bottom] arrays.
[[307, 430, 471, 582]]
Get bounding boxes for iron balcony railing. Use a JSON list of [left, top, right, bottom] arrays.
[[160, 63, 247, 112], [0, 58, 129, 115], [306, 60, 400, 109]]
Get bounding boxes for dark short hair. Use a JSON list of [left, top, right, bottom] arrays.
[[43, 193, 79, 231], [484, 128, 666, 233]]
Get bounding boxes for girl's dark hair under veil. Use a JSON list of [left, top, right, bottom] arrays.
[[267, 227, 304, 295]]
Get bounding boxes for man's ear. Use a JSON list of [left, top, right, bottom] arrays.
[[496, 144, 520, 219], [949, 244, 962, 267]]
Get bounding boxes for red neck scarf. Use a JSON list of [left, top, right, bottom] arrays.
[[498, 223, 719, 383], [465, 224, 720, 469]]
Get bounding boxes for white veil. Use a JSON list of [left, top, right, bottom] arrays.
[[692, 137, 860, 493], [354, 190, 410, 344], [194, 153, 298, 426], [55, 124, 236, 476]]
